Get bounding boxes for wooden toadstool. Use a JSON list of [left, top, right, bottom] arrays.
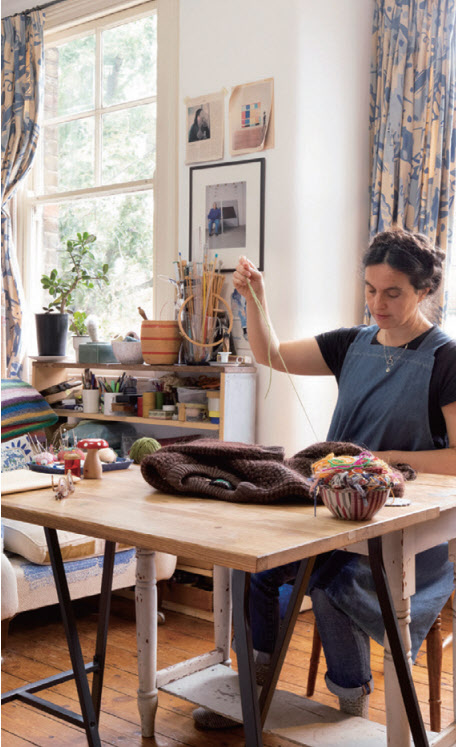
[[77, 438, 108, 479]]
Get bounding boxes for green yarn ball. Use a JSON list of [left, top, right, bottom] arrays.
[[130, 437, 161, 464]]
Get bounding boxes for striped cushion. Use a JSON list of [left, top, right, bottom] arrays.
[[1, 379, 58, 441]]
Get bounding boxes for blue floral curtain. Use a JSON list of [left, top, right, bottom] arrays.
[[1, 11, 45, 377], [368, 0, 456, 324]]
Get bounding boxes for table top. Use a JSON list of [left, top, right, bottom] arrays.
[[2, 467, 456, 572]]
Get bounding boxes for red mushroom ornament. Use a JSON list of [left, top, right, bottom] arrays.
[[77, 438, 109, 479]]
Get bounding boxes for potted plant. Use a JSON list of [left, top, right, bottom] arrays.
[[69, 311, 90, 360], [36, 232, 109, 356]]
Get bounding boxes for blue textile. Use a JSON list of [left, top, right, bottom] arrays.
[[368, 0, 456, 326], [327, 325, 452, 450], [1, 11, 44, 376]]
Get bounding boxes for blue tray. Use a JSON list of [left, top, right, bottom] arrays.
[[29, 457, 133, 475]]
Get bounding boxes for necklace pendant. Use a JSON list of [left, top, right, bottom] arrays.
[[385, 366, 391, 373]]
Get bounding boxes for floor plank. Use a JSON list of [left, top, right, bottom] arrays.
[[1, 601, 454, 745]]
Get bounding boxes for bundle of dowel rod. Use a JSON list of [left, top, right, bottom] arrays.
[[174, 253, 224, 345]]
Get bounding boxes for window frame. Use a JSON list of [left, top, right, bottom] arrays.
[[21, 0, 178, 329]]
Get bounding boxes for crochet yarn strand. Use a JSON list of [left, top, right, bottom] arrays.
[[246, 279, 319, 441]]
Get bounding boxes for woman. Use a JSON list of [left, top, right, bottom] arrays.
[[193, 227, 456, 729], [188, 107, 210, 142]]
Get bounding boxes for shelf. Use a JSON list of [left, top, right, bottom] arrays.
[[31, 360, 256, 374], [53, 409, 219, 430]]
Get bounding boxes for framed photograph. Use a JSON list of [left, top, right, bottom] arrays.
[[189, 158, 265, 272]]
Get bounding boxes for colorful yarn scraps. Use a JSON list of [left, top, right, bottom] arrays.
[[311, 450, 401, 504]]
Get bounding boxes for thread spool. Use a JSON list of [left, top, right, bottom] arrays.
[[142, 392, 156, 417]]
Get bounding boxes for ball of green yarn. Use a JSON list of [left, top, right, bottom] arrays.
[[130, 437, 161, 464]]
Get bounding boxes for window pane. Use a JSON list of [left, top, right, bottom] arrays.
[[102, 14, 157, 107], [43, 118, 95, 192], [38, 192, 154, 340], [45, 35, 95, 118], [102, 104, 156, 184]]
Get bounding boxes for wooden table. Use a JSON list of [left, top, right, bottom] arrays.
[[2, 467, 456, 747]]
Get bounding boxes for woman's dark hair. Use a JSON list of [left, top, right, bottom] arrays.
[[363, 227, 445, 295], [193, 108, 203, 125]]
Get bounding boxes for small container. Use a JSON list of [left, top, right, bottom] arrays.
[[163, 404, 176, 414], [207, 391, 220, 424], [177, 387, 208, 404], [148, 409, 173, 419], [111, 339, 143, 365], [185, 403, 208, 422], [155, 391, 165, 409], [319, 487, 389, 521], [82, 389, 100, 413], [103, 392, 117, 415], [142, 392, 156, 416]]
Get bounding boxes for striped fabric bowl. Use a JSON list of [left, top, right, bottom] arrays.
[[141, 321, 181, 365], [319, 486, 389, 521]]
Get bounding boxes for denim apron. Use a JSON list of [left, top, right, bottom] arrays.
[[313, 324, 454, 658]]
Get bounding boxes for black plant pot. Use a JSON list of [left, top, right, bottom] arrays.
[[35, 313, 69, 356]]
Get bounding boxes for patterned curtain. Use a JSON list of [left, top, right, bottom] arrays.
[[368, 0, 456, 324], [1, 11, 45, 377]]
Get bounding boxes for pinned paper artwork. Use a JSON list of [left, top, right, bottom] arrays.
[[229, 78, 274, 156], [185, 90, 225, 164]]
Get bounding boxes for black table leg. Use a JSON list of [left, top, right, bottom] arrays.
[[2, 537, 115, 743], [232, 570, 263, 747], [45, 527, 103, 746], [91, 539, 116, 720], [259, 557, 315, 723], [368, 536, 429, 747]]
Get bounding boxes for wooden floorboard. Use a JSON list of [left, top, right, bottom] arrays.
[[1, 601, 454, 745]]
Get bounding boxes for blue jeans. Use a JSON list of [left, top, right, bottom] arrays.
[[247, 546, 454, 701], [208, 218, 220, 235], [248, 558, 373, 700]]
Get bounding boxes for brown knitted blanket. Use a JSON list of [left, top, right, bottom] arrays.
[[140, 439, 409, 504]]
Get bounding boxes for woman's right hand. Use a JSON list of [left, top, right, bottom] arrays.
[[233, 256, 264, 300]]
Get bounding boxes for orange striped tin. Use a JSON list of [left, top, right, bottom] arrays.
[[140, 320, 181, 365]]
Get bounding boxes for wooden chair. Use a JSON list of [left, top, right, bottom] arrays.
[[306, 611, 450, 732]]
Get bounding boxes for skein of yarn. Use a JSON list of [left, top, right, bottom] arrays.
[[130, 437, 161, 464]]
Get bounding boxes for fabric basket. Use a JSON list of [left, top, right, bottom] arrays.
[[319, 486, 389, 521]]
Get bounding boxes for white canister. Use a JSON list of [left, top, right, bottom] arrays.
[[103, 392, 117, 415], [82, 389, 100, 413]]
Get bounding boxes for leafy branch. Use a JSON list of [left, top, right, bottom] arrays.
[[41, 232, 109, 313]]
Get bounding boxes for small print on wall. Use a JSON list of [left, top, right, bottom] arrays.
[[189, 158, 265, 272], [185, 91, 225, 164], [229, 78, 274, 157]]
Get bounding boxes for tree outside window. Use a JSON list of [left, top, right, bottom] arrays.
[[33, 7, 157, 341]]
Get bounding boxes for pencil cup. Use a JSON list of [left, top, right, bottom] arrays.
[[82, 389, 100, 413], [142, 392, 156, 417], [103, 392, 117, 415]]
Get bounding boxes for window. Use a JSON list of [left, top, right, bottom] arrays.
[[30, 3, 158, 340]]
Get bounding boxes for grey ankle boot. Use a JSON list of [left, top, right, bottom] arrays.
[[339, 693, 369, 718]]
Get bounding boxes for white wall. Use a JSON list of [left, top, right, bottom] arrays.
[[179, 0, 373, 454]]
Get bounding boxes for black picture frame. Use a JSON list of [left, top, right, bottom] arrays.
[[189, 158, 265, 272]]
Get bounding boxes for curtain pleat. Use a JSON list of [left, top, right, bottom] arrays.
[[1, 11, 45, 377], [368, 0, 456, 324]]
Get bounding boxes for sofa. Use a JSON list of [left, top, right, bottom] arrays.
[[1, 517, 177, 646], [1, 379, 177, 647]]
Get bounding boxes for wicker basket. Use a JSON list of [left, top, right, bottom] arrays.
[[319, 486, 389, 521], [140, 321, 181, 365], [111, 340, 144, 365]]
